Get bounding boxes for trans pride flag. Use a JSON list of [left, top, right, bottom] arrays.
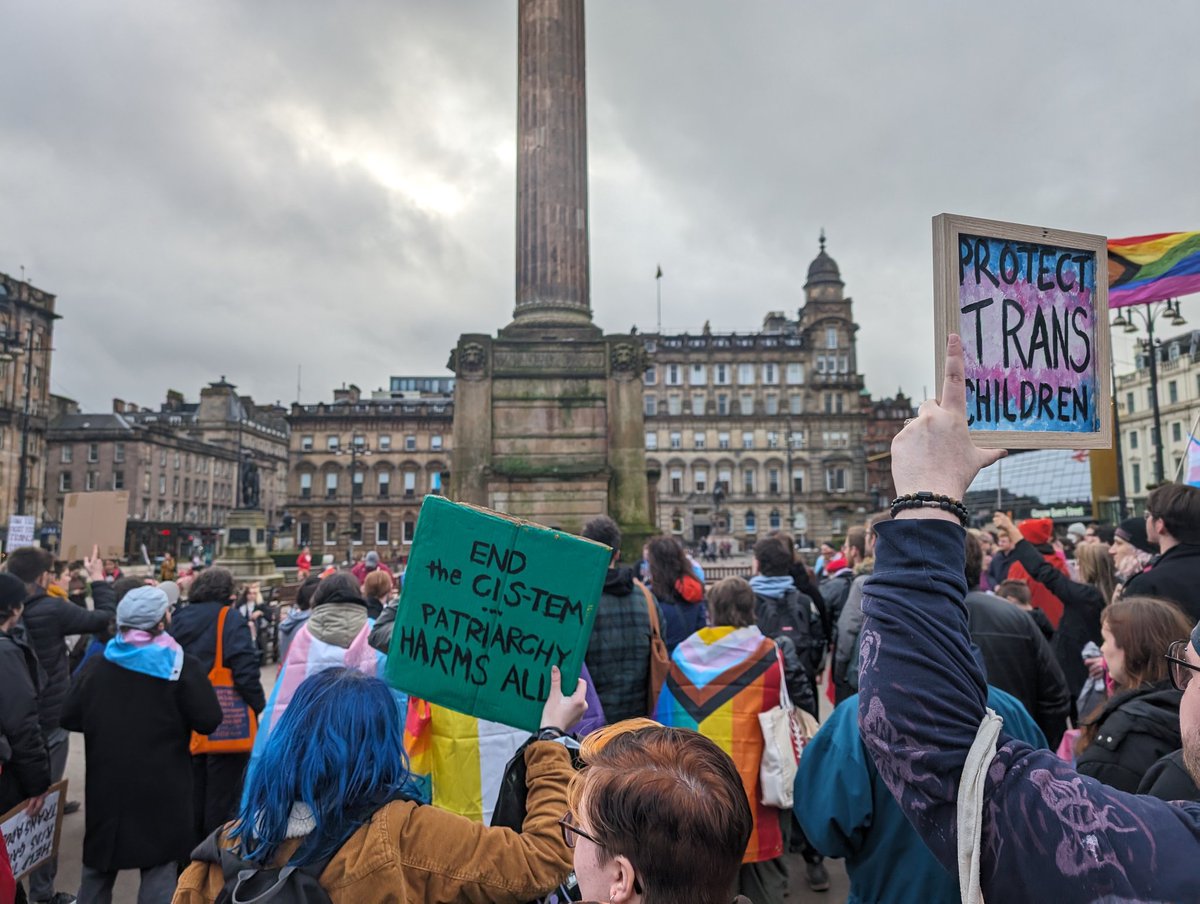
[[1108, 231, 1200, 307], [1185, 432, 1200, 488]]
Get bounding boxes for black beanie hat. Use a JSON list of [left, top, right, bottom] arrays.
[[0, 572, 28, 619], [1115, 517, 1158, 555]]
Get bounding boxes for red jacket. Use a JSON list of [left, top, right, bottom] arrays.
[[1008, 519, 1069, 627]]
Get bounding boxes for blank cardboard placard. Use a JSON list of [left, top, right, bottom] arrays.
[[60, 491, 129, 561], [0, 781, 66, 881], [933, 213, 1112, 449], [384, 495, 611, 733]]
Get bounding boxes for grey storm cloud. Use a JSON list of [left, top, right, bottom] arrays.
[[2, 0, 1197, 410]]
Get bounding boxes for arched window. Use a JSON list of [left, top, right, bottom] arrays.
[[671, 511, 684, 534], [745, 510, 757, 533], [769, 509, 781, 530]]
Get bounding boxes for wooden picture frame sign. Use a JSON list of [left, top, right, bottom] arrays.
[[933, 214, 1113, 450]]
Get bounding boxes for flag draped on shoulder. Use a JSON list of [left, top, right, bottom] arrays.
[[654, 625, 785, 863]]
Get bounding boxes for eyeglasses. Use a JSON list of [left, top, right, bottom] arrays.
[[558, 812, 644, 895], [1144, 510, 1157, 520], [1165, 640, 1200, 693], [558, 812, 600, 850]]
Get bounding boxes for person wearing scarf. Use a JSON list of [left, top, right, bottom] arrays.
[[62, 586, 221, 904]]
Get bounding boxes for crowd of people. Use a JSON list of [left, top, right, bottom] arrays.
[[1, 336, 1198, 904]]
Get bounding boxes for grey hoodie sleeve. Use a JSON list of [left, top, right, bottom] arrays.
[[833, 575, 867, 683], [369, 603, 397, 654]]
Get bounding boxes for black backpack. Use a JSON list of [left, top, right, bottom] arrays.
[[192, 829, 334, 904]]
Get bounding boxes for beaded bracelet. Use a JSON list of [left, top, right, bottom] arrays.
[[890, 491, 969, 526]]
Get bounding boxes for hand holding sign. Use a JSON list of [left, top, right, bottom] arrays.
[[540, 665, 588, 732], [893, 335, 1007, 509]]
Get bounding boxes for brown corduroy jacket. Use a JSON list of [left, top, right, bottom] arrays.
[[172, 741, 574, 904]]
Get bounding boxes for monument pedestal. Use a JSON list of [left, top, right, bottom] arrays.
[[214, 509, 283, 586]]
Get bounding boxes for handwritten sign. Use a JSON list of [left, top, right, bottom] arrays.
[[5, 515, 35, 551], [933, 214, 1112, 449], [0, 781, 66, 881], [384, 496, 610, 732]]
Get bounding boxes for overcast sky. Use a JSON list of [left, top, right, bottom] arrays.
[[3, 1, 1197, 412]]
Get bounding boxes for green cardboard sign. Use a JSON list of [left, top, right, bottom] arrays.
[[384, 496, 611, 732]]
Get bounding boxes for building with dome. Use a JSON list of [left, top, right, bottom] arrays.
[[641, 235, 872, 548]]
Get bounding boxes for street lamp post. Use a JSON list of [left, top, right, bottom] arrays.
[[337, 439, 370, 565], [1112, 298, 1187, 487]]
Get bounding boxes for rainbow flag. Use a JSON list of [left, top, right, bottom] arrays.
[[654, 625, 784, 864], [1108, 231, 1200, 308], [404, 698, 528, 824]]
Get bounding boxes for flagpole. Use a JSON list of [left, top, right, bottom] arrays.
[[656, 264, 662, 333], [1172, 408, 1200, 484]]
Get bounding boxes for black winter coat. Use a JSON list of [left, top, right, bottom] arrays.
[[965, 589, 1071, 748], [62, 653, 222, 870], [584, 568, 663, 724], [168, 601, 266, 713], [1137, 749, 1199, 803], [1076, 681, 1182, 795], [0, 626, 50, 812], [1011, 540, 1105, 701], [655, 591, 706, 654], [20, 582, 116, 733], [1122, 543, 1200, 623]]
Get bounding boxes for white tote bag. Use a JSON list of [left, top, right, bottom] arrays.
[[757, 664, 816, 809]]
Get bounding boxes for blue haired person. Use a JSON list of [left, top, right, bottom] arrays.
[[858, 335, 1200, 902], [174, 664, 588, 903]]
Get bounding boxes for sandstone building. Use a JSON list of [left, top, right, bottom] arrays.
[[642, 239, 873, 547]]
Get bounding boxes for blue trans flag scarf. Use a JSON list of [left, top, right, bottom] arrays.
[[104, 629, 185, 681]]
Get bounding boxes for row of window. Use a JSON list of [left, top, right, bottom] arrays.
[[1124, 375, 1194, 414], [59, 443, 232, 477], [666, 506, 849, 536], [647, 428, 853, 452], [647, 352, 853, 389], [297, 518, 416, 546], [645, 391, 849, 418], [299, 434, 443, 453], [57, 469, 234, 501], [662, 464, 850, 496], [297, 470, 443, 499], [1127, 421, 1193, 451]]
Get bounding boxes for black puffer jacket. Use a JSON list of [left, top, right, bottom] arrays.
[[1122, 542, 1200, 623], [1077, 681, 1182, 794], [0, 625, 50, 812], [1137, 749, 1199, 803], [20, 582, 116, 733]]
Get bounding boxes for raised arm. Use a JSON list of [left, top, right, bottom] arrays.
[[858, 335, 1200, 902], [994, 514, 1105, 615]]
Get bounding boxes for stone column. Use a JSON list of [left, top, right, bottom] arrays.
[[508, 0, 595, 333]]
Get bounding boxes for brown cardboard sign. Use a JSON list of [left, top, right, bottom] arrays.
[[0, 781, 67, 881], [61, 491, 129, 561]]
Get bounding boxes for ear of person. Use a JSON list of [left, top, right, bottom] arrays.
[[891, 334, 1005, 508]]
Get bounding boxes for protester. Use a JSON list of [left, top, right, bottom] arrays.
[[796, 682, 1046, 904], [994, 512, 1112, 704], [749, 537, 823, 708], [858, 334, 1200, 901], [581, 515, 663, 723], [1138, 749, 1200, 802], [645, 536, 706, 652], [819, 529, 863, 642], [814, 541, 837, 579], [654, 576, 800, 902], [1110, 516, 1157, 592], [831, 515, 888, 702], [963, 533, 1071, 747], [361, 568, 391, 620], [168, 567, 266, 845], [8, 545, 115, 904], [253, 573, 383, 753], [159, 552, 177, 582], [0, 572, 50, 819], [295, 545, 312, 581], [566, 719, 755, 904], [1122, 483, 1200, 623], [102, 560, 123, 583], [63, 586, 221, 904], [773, 531, 830, 634], [277, 576, 320, 659], [350, 550, 393, 585], [993, 579, 1054, 641], [985, 527, 1016, 589], [1003, 517, 1070, 627], [174, 665, 586, 903], [1073, 596, 1191, 793]]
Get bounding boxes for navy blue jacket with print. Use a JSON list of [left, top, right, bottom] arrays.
[[858, 520, 1200, 903]]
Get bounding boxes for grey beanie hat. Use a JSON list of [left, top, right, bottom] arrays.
[[117, 585, 171, 630]]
